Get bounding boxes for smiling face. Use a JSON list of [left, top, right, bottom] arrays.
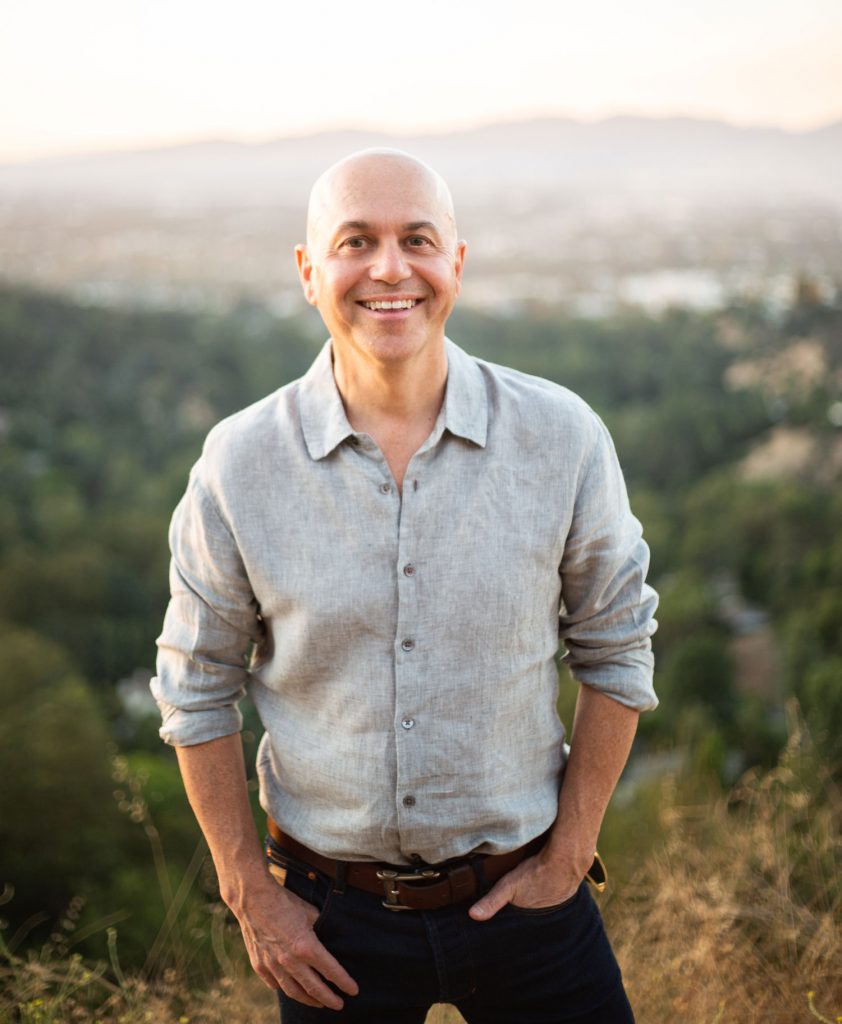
[[296, 151, 466, 370]]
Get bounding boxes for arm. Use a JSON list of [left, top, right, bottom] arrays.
[[154, 469, 356, 1007], [469, 684, 637, 918], [175, 733, 358, 1010], [469, 413, 656, 919]]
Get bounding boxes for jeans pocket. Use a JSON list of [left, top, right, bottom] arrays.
[[264, 836, 335, 931], [504, 881, 585, 917]]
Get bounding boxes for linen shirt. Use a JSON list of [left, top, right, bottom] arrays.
[[152, 338, 658, 865]]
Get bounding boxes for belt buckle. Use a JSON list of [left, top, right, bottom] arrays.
[[375, 868, 441, 911]]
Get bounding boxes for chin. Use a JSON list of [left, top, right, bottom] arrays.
[[354, 326, 442, 363], [375, 335, 440, 363]]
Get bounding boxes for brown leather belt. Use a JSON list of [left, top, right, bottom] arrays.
[[266, 817, 546, 911]]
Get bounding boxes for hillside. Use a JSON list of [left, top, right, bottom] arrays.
[[2, 715, 839, 1022], [0, 282, 840, 1018]]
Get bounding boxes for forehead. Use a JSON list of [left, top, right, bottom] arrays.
[[313, 159, 452, 239]]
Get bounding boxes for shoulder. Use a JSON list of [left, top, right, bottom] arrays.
[[192, 377, 304, 495], [206, 383, 297, 455], [470, 352, 606, 452]]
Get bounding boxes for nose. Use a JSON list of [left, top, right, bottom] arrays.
[[369, 239, 411, 284]]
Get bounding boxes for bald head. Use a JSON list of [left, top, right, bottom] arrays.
[[305, 149, 458, 252], [295, 147, 466, 362]]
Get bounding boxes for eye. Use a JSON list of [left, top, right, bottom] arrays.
[[406, 236, 431, 247], [341, 236, 368, 250]]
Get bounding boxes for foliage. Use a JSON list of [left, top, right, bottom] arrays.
[[0, 281, 841, 969], [0, 712, 838, 1022], [0, 285, 319, 691], [0, 626, 118, 927], [611, 706, 842, 1023]]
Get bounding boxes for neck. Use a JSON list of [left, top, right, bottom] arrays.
[[331, 336, 448, 490], [331, 338, 448, 434]]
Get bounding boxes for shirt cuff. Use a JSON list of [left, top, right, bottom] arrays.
[[153, 693, 244, 747], [565, 651, 659, 712]]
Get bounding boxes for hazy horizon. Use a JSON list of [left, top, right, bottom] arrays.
[[3, 109, 842, 167], [2, 0, 840, 163]]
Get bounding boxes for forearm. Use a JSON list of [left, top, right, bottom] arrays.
[[175, 733, 358, 1006], [544, 684, 638, 874], [175, 732, 269, 913]]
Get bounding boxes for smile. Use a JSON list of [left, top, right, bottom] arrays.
[[358, 299, 421, 311]]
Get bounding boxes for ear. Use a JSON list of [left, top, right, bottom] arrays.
[[295, 244, 318, 306], [453, 240, 467, 297]]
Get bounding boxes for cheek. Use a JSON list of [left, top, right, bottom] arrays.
[[312, 270, 350, 309], [430, 258, 461, 290], [431, 269, 461, 300], [331, 269, 358, 299]]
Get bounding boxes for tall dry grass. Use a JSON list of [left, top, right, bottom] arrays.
[[610, 711, 841, 1023], [2, 710, 839, 1023]]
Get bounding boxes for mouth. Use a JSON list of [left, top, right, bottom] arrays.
[[356, 298, 423, 312]]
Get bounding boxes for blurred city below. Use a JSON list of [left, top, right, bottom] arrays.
[[1, 115, 840, 317]]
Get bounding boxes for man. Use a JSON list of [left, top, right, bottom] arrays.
[[152, 149, 658, 1023]]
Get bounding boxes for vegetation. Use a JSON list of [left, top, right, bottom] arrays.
[[1, 710, 839, 1021], [0, 281, 840, 1016]]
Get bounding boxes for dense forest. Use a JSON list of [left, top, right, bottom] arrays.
[[0, 281, 840, 980]]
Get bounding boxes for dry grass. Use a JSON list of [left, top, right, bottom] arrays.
[[611, 715, 842, 1023], [2, 714, 839, 1023]]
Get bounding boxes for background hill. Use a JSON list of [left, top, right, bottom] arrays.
[[1, 116, 840, 315], [3, 116, 841, 202]]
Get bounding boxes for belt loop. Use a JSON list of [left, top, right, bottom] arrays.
[[333, 860, 347, 894]]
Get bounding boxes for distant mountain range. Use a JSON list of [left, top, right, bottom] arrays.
[[2, 116, 841, 206]]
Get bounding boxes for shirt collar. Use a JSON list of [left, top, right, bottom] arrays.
[[299, 337, 488, 462], [441, 337, 488, 448]]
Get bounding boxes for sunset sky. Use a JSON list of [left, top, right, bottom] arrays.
[[2, 0, 840, 162]]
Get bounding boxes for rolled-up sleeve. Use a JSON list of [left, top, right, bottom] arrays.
[[151, 464, 264, 746], [558, 416, 658, 711]]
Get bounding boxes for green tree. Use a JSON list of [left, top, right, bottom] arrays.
[[0, 625, 119, 927]]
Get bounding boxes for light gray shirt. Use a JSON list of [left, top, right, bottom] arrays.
[[152, 338, 658, 865]]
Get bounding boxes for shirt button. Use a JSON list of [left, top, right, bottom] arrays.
[[401, 638, 415, 652], [403, 795, 416, 807], [379, 483, 392, 494], [403, 563, 416, 577], [401, 717, 415, 730]]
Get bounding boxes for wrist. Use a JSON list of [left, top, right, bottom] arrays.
[[541, 836, 596, 880], [217, 855, 276, 915]]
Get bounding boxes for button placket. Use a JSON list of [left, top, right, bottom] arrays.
[[394, 458, 424, 841]]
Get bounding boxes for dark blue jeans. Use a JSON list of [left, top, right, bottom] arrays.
[[268, 838, 635, 1023]]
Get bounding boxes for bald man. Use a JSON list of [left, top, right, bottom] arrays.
[[153, 150, 658, 1023]]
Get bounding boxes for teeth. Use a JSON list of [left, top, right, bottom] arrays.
[[362, 299, 418, 310]]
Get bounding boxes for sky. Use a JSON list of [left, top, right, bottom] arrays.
[[1, 0, 841, 162]]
